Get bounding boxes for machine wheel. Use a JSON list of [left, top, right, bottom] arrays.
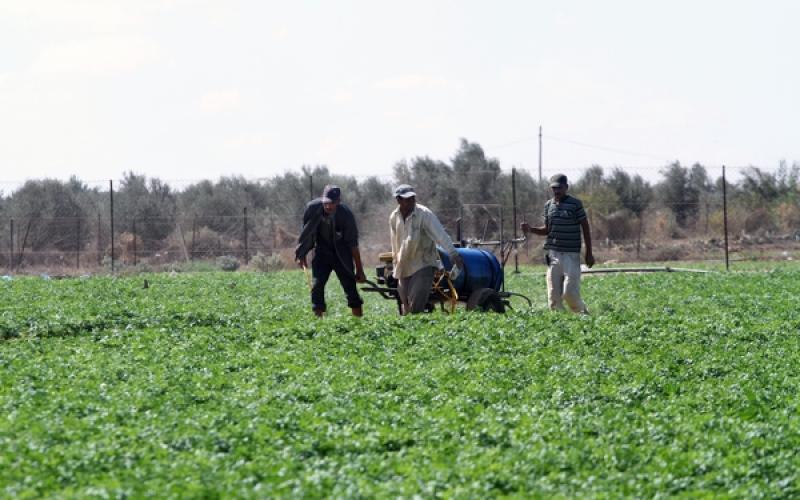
[[466, 288, 505, 313]]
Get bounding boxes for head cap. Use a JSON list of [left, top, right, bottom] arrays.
[[393, 184, 416, 198], [549, 174, 568, 188], [321, 185, 341, 203]]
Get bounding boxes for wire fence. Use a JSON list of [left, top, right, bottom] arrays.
[[2, 160, 799, 274], [2, 197, 799, 275]]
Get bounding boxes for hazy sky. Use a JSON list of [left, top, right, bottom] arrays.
[[1, 0, 798, 189]]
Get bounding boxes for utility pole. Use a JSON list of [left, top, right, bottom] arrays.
[[109, 180, 115, 273], [538, 125, 543, 184]]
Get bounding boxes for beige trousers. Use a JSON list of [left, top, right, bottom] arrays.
[[546, 250, 588, 313]]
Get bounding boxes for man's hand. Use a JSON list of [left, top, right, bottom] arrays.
[[585, 252, 595, 268], [355, 268, 367, 283], [521, 222, 546, 236], [296, 256, 307, 268]]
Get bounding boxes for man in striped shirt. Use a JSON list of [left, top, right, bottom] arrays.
[[521, 174, 594, 313]]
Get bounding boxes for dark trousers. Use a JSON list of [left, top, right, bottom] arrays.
[[311, 247, 363, 312]]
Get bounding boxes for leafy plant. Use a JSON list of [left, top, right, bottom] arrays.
[[2, 267, 800, 497]]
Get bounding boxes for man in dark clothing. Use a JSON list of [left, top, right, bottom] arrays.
[[295, 185, 366, 317]]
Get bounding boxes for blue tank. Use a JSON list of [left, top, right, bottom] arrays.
[[438, 247, 504, 296]]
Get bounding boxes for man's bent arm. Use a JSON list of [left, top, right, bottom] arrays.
[[521, 222, 549, 236]]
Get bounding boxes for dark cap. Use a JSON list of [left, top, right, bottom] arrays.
[[549, 174, 568, 187], [393, 184, 416, 198], [321, 185, 341, 203]]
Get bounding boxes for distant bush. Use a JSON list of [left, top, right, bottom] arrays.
[[250, 252, 285, 272], [216, 255, 240, 271], [651, 245, 686, 262], [190, 227, 224, 258]]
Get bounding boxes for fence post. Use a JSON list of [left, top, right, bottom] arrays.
[[17, 220, 31, 270], [9, 219, 13, 271], [96, 211, 102, 267], [191, 217, 197, 262], [512, 167, 519, 273], [500, 206, 506, 292], [8, 218, 13, 273], [132, 218, 137, 267], [722, 165, 729, 271], [636, 215, 643, 260], [176, 218, 190, 263], [76, 217, 81, 270], [271, 215, 277, 251], [109, 180, 115, 273], [243, 207, 249, 264]]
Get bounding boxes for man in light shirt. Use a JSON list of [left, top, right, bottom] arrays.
[[389, 184, 464, 314]]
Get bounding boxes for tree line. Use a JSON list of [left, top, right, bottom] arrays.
[[1, 139, 798, 262]]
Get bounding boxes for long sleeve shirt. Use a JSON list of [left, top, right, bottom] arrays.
[[389, 203, 458, 279], [295, 199, 359, 261]]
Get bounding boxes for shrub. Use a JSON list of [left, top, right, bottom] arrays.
[[775, 201, 800, 233], [744, 207, 775, 235], [250, 252, 285, 272], [216, 255, 240, 271], [650, 245, 686, 262]]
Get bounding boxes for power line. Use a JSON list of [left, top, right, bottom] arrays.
[[543, 134, 673, 162]]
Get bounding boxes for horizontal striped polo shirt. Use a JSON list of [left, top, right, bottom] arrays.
[[543, 195, 587, 253]]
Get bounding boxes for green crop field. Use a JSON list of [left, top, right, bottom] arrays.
[[2, 266, 800, 497]]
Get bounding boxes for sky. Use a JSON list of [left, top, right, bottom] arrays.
[[1, 0, 798, 191]]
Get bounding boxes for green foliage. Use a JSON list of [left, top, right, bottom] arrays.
[[656, 162, 710, 228], [452, 138, 502, 205], [394, 156, 459, 216], [2, 268, 800, 496], [393, 139, 505, 235], [179, 177, 253, 234], [738, 162, 800, 209], [115, 172, 177, 247], [5, 179, 90, 251], [606, 168, 653, 216]]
